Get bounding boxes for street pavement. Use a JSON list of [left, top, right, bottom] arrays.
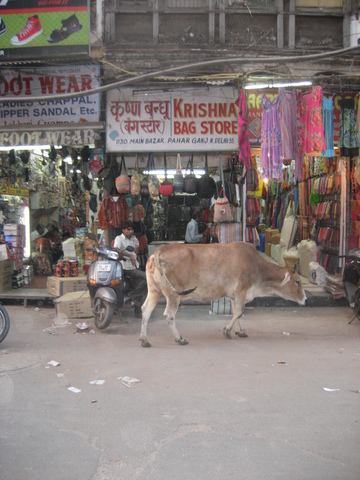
[[1, 303, 360, 480]]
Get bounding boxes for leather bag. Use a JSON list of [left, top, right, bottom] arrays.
[[197, 153, 215, 198], [183, 154, 198, 194], [173, 153, 184, 193], [159, 153, 173, 196]]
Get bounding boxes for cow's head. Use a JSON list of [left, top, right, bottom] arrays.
[[280, 264, 307, 305]]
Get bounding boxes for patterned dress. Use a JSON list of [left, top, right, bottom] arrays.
[[338, 98, 359, 158], [260, 93, 282, 181], [236, 88, 251, 168], [297, 86, 326, 161]]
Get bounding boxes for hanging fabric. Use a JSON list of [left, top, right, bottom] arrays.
[[279, 88, 301, 180], [235, 88, 251, 168], [321, 95, 335, 157], [260, 93, 282, 181], [338, 97, 359, 158]]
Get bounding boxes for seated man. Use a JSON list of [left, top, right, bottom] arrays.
[[185, 210, 209, 244], [113, 220, 147, 317]]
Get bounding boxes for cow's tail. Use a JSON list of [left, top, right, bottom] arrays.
[[155, 251, 197, 296]]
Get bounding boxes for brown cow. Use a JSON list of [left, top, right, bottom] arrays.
[[140, 242, 307, 347]]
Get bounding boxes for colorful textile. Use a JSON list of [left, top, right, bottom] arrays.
[[297, 86, 326, 160], [322, 95, 334, 157], [279, 88, 301, 180], [338, 98, 359, 157], [260, 93, 282, 181], [236, 89, 251, 168]]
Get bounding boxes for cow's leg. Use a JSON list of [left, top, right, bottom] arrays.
[[164, 295, 188, 345], [139, 290, 161, 348], [223, 295, 247, 339]]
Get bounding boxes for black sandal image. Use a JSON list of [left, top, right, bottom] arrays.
[[47, 14, 82, 43]]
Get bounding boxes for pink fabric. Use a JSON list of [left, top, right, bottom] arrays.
[[297, 86, 326, 162], [236, 89, 251, 168]]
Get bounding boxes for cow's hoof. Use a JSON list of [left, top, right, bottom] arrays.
[[176, 337, 189, 345], [140, 339, 152, 348], [223, 327, 232, 339], [235, 331, 248, 338]]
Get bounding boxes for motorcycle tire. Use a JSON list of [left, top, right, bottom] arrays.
[[0, 305, 10, 343], [94, 298, 115, 330]]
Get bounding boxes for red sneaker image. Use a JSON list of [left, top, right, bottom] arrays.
[[11, 15, 43, 46]]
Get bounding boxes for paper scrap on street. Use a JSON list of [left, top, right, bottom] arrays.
[[118, 376, 140, 388], [76, 322, 89, 331], [323, 387, 340, 392], [90, 380, 105, 385], [68, 386, 81, 393], [47, 360, 60, 367]]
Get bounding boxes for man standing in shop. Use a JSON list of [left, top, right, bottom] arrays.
[[114, 220, 147, 318], [185, 210, 209, 244]]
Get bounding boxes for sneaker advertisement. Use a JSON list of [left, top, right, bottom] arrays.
[[0, 0, 89, 58]]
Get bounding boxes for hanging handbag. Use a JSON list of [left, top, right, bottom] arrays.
[[147, 153, 159, 197], [115, 155, 131, 194], [197, 153, 215, 198], [214, 188, 234, 223], [173, 153, 184, 193], [183, 154, 198, 194], [131, 155, 141, 196], [159, 153, 173, 197]]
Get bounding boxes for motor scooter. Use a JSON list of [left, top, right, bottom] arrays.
[[86, 233, 140, 330], [0, 303, 10, 343], [342, 248, 360, 324]]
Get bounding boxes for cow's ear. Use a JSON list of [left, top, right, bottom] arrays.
[[280, 272, 291, 287]]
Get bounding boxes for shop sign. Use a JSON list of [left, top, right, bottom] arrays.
[[0, 65, 100, 126], [247, 90, 358, 147], [0, 186, 29, 197], [106, 87, 239, 152], [0, 1, 89, 59], [0, 128, 97, 148]]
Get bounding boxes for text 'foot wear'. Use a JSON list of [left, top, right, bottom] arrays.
[[11, 15, 42, 45]]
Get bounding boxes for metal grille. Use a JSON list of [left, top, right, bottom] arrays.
[[114, 13, 153, 44], [225, 14, 277, 46], [159, 14, 209, 45], [296, 16, 343, 48], [166, 0, 208, 7]]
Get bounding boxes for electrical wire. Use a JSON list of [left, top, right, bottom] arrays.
[[0, 45, 358, 103]]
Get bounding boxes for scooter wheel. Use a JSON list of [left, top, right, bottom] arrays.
[[0, 305, 10, 343], [94, 299, 115, 329]]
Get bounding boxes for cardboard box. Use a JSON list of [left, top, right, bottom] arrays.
[[265, 242, 272, 257], [0, 274, 12, 292], [0, 244, 11, 260], [268, 233, 280, 245], [4, 224, 25, 235], [265, 229, 279, 243], [53, 290, 93, 320], [47, 275, 88, 297], [0, 259, 13, 276]]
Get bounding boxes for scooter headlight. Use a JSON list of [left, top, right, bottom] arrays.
[[108, 251, 119, 260]]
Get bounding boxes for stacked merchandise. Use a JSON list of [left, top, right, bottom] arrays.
[[0, 258, 13, 292], [23, 265, 34, 285], [4, 224, 25, 288], [61, 237, 84, 274]]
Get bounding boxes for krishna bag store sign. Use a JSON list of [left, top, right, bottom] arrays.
[[106, 87, 239, 152], [0, 0, 89, 59], [0, 64, 100, 147]]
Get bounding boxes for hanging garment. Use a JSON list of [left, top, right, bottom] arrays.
[[338, 97, 359, 158], [260, 93, 282, 181], [236, 88, 251, 168], [279, 88, 301, 179], [98, 195, 130, 229], [297, 86, 326, 161], [321, 95, 335, 157]]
